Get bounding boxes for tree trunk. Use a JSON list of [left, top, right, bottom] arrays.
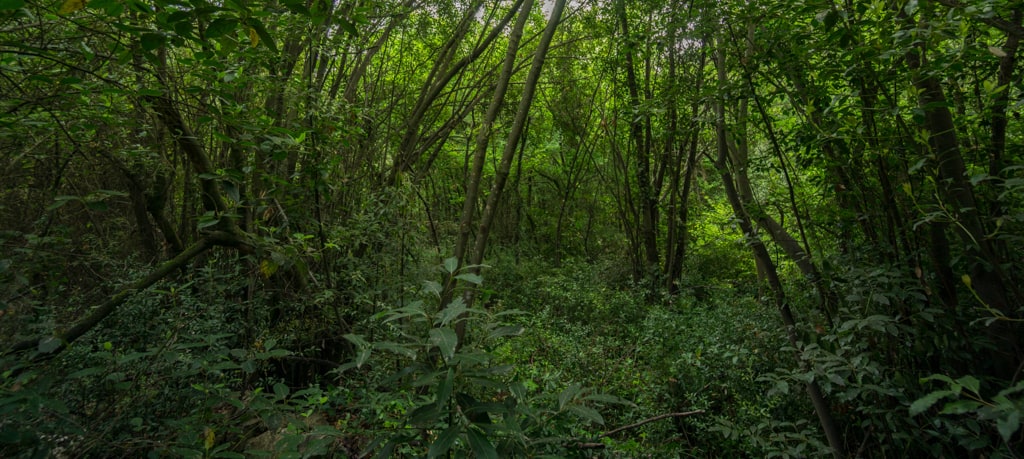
[[440, 0, 533, 317], [712, 43, 846, 459], [457, 0, 567, 342]]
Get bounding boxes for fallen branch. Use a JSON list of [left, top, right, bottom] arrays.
[[575, 410, 706, 449], [5, 231, 244, 360]]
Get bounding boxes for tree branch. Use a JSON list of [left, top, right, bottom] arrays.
[[5, 231, 245, 360], [574, 410, 705, 449]]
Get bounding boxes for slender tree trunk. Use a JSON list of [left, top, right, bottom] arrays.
[[458, 0, 567, 340], [617, 0, 660, 281], [903, 16, 1011, 315], [712, 44, 846, 459], [440, 0, 533, 318]]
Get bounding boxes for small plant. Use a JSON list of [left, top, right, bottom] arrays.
[[338, 258, 632, 457], [911, 374, 1024, 453]]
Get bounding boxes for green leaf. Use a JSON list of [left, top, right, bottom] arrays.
[[427, 424, 460, 458], [273, 383, 289, 399], [141, 32, 166, 51], [244, 18, 277, 52], [940, 400, 983, 415], [558, 383, 582, 410], [410, 403, 441, 427], [355, 347, 371, 368], [337, 18, 358, 36], [38, 336, 62, 354], [0, 0, 26, 10], [66, 367, 104, 379], [996, 411, 1020, 443], [443, 256, 458, 274], [568, 405, 604, 425], [429, 327, 458, 363], [46, 195, 80, 211], [381, 302, 428, 323], [455, 272, 483, 285], [342, 333, 369, 349], [486, 325, 524, 341], [955, 375, 981, 395], [436, 297, 467, 327], [583, 393, 634, 406], [465, 428, 498, 459], [435, 368, 454, 409], [197, 214, 220, 229], [221, 181, 239, 203], [510, 382, 527, 401], [281, 0, 310, 16], [422, 280, 442, 297], [372, 342, 416, 359], [909, 390, 954, 416], [205, 17, 239, 39]]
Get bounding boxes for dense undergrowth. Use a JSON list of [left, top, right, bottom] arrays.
[[4, 231, 1021, 457]]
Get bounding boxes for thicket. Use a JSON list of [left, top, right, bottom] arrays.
[[2, 0, 1024, 457]]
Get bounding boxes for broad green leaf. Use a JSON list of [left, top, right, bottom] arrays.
[[435, 368, 454, 409], [436, 297, 467, 327], [38, 336, 62, 354], [486, 325, 524, 341], [442, 256, 458, 274], [429, 327, 458, 363], [372, 342, 416, 359], [410, 403, 441, 427], [510, 382, 527, 401], [427, 424, 459, 458], [244, 18, 277, 52], [382, 303, 429, 323], [273, 383, 289, 399], [465, 428, 498, 459], [355, 347, 370, 368], [0, 0, 25, 11], [141, 33, 166, 51], [558, 383, 582, 410], [955, 375, 981, 395], [940, 400, 983, 415], [568, 405, 604, 425], [221, 180, 239, 203], [996, 411, 1020, 442], [422, 280, 442, 297], [281, 0, 310, 16], [46, 195, 80, 211], [584, 393, 634, 406], [342, 333, 369, 349], [197, 214, 220, 229], [87, 0, 121, 14], [205, 17, 239, 39], [909, 390, 954, 416], [455, 272, 483, 285], [921, 374, 956, 384], [337, 18, 358, 36]]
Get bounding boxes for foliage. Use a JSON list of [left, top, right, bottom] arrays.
[[1, 0, 1023, 456]]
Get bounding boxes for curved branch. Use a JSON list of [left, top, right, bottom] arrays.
[[5, 231, 244, 360]]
